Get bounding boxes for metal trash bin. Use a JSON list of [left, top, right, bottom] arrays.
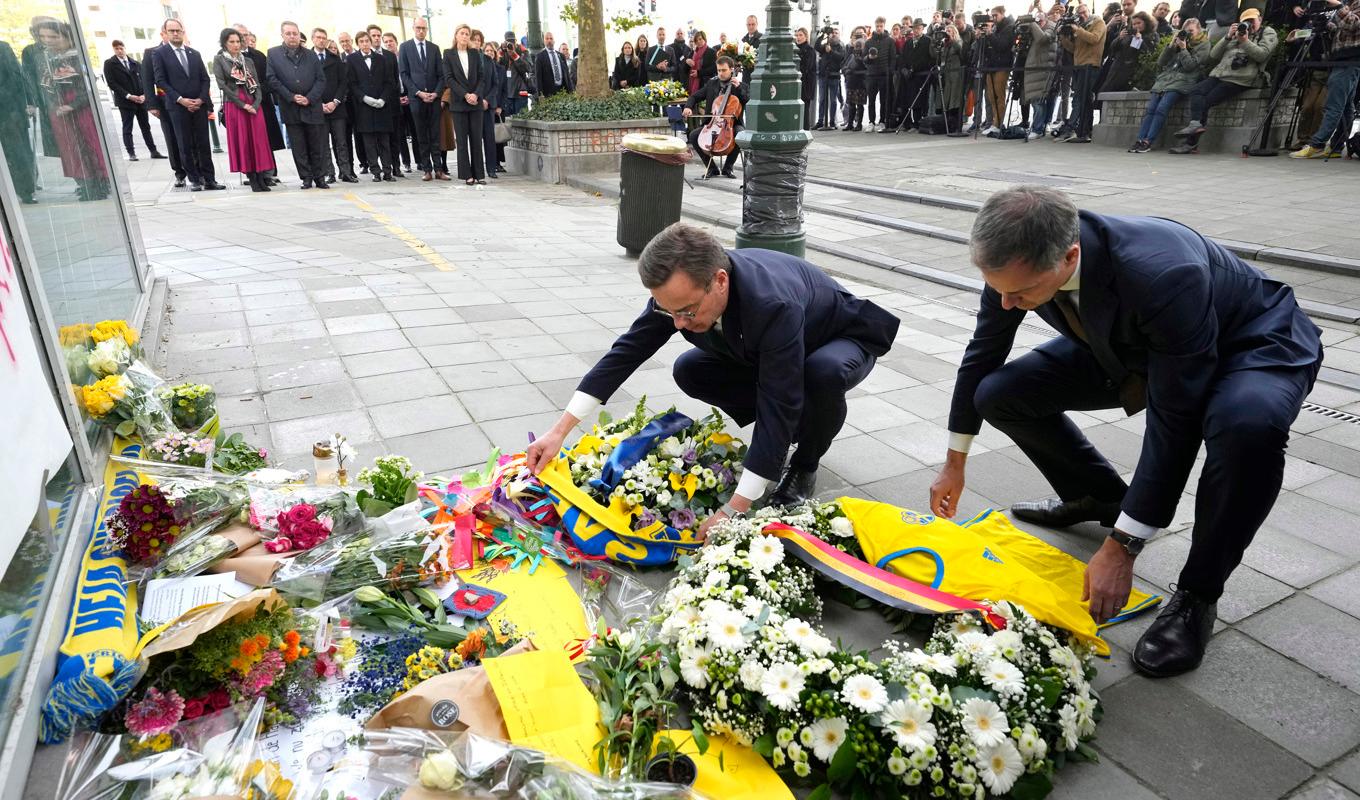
[[617, 134, 690, 255]]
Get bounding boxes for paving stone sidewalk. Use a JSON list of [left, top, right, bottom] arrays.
[[29, 139, 1360, 799]]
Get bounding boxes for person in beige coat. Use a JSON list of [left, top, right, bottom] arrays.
[[1058, 3, 1106, 142]]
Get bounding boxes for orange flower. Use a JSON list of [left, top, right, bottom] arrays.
[[230, 657, 245, 672], [240, 639, 260, 658], [255, 633, 270, 648], [299, 646, 309, 657], [283, 630, 301, 646], [456, 628, 488, 661]]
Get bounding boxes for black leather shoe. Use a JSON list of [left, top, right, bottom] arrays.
[[340, 174, 359, 183], [127, 153, 139, 161], [767, 467, 818, 508], [1010, 496, 1121, 528], [301, 179, 313, 189], [372, 174, 384, 182], [189, 182, 203, 192], [314, 180, 330, 189], [202, 181, 226, 190], [174, 178, 187, 188], [1133, 588, 1216, 677], [150, 151, 168, 159]]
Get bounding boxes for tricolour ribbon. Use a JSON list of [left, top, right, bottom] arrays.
[[761, 523, 1008, 631]]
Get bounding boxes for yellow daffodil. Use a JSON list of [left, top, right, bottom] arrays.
[[669, 471, 699, 499]]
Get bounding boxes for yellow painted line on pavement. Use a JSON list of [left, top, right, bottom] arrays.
[[343, 191, 454, 271]]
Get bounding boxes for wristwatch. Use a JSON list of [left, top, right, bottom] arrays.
[[719, 502, 745, 520], [1108, 529, 1146, 557]]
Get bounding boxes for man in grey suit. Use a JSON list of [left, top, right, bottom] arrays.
[[266, 20, 329, 189], [399, 17, 449, 181]]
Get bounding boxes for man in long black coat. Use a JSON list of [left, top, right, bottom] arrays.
[[347, 31, 398, 181], [102, 40, 164, 160], [525, 223, 900, 528], [266, 20, 329, 189]]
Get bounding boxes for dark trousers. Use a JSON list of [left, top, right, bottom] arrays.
[[285, 121, 328, 182], [817, 75, 841, 126], [973, 335, 1317, 602], [452, 109, 485, 180], [687, 127, 741, 173], [482, 109, 500, 176], [360, 131, 392, 177], [866, 75, 889, 123], [390, 105, 413, 169], [409, 98, 443, 173], [155, 111, 185, 178], [1188, 76, 1249, 132], [118, 106, 157, 155], [801, 77, 817, 129], [322, 114, 352, 180], [166, 105, 214, 183], [1071, 65, 1098, 137], [673, 340, 875, 471]]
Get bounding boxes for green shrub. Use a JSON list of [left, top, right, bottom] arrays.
[[518, 91, 657, 122], [1132, 33, 1170, 90]]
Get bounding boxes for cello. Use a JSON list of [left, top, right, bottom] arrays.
[[695, 79, 742, 156]]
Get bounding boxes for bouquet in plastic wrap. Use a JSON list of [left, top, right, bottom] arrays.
[[353, 728, 702, 799], [60, 319, 144, 385], [158, 381, 217, 432], [248, 485, 366, 553], [75, 361, 176, 439], [105, 472, 249, 567], [272, 523, 461, 602], [213, 431, 271, 475]]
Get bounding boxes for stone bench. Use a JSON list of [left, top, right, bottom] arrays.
[[1093, 87, 1296, 153]]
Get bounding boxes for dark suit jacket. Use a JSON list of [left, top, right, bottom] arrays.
[[265, 45, 326, 124], [346, 50, 398, 133], [685, 77, 749, 127], [482, 53, 505, 112], [242, 47, 286, 149], [152, 43, 213, 109], [399, 38, 445, 99], [668, 40, 693, 81], [577, 248, 900, 479], [317, 50, 349, 106], [948, 210, 1323, 528], [534, 47, 572, 96], [103, 55, 143, 110], [139, 46, 165, 111], [444, 48, 490, 112]]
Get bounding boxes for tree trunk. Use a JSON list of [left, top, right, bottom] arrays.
[[576, 0, 610, 97]]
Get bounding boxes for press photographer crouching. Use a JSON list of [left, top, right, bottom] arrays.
[[1169, 7, 1278, 154], [1128, 17, 1212, 152], [1291, 0, 1360, 158]]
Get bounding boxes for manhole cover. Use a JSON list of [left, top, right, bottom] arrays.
[[297, 217, 378, 231]]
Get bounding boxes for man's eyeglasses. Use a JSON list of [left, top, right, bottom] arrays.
[[652, 304, 700, 320]]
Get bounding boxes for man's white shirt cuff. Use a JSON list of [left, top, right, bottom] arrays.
[[1115, 512, 1158, 540], [565, 391, 601, 422], [735, 469, 770, 501], [947, 432, 975, 454]]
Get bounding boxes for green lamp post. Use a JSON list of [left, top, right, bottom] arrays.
[[734, 0, 813, 256], [527, 0, 544, 52]]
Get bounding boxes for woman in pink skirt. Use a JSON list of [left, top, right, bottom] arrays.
[[211, 28, 275, 191]]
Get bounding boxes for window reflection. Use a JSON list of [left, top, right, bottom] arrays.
[[1, 10, 139, 333]]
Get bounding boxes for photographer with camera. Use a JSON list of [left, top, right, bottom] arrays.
[[1128, 17, 1212, 151], [1018, 7, 1061, 139], [1170, 7, 1278, 153], [933, 20, 967, 132], [842, 27, 869, 130], [898, 19, 935, 130], [864, 17, 895, 130], [1058, 2, 1107, 143], [815, 25, 846, 130], [1291, 0, 1360, 157], [498, 35, 534, 117], [1102, 10, 1160, 94], [978, 6, 1018, 134]]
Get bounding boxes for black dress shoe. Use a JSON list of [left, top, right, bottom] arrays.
[[127, 153, 139, 161], [202, 181, 226, 190], [315, 180, 330, 189], [384, 174, 397, 182], [372, 174, 384, 182], [150, 151, 168, 159], [1010, 496, 1121, 528], [767, 467, 818, 508], [189, 183, 203, 192], [174, 178, 187, 188], [301, 179, 313, 189], [1133, 588, 1216, 677], [341, 174, 359, 183]]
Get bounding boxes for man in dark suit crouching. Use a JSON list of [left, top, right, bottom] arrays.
[[930, 185, 1323, 677], [526, 223, 901, 529]]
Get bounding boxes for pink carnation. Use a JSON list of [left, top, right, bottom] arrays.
[[263, 536, 293, 553], [236, 649, 285, 696], [124, 687, 185, 737]]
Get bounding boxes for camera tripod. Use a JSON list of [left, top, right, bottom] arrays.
[[889, 63, 952, 133], [1245, 27, 1331, 156]]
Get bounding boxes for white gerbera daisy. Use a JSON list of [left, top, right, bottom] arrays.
[[807, 717, 849, 762], [739, 661, 766, 691], [746, 534, 784, 573], [880, 699, 937, 752], [956, 631, 997, 661], [705, 607, 749, 651], [948, 616, 982, 638], [960, 698, 1009, 748], [840, 673, 889, 714], [981, 659, 1025, 696], [761, 662, 806, 711], [678, 646, 712, 688], [989, 629, 1023, 659], [782, 617, 834, 656], [977, 740, 1024, 794]]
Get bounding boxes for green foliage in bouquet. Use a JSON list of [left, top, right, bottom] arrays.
[[356, 455, 423, 517], [159, 382, 217, 431], [213, 432, 270, 475]]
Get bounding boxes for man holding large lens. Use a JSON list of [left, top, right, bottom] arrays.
[[930, 186, 1322, 678], [526, 224, 900, 533]]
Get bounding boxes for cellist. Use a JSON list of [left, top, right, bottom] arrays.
[[682, 55, 748, 179]]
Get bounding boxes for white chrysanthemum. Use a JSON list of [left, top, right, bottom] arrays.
[[948, 616, 982, 638], [1017, 724, 1048, 763], [1057, 704, 1080, 750], [793, 761, 811, 778], [739, 661, 766, 691], [888, 756, 908, 775], [761, 662, 806, 711], [1049, 645, 1084, 684], [909, 650, 958, 677], [840, 673, 889, 714], [981, 658, 1026, 695], [746, 534, 784, 573], [705, 607, 749, 651], [977, 740, 1024, 794], [776, 727, 794, 747], [880, 699, 937, 752], [829, 516, 855, 537], [806, 717, 849, 762], [1073, 692, 1097, 737], [679, 646, 712, 688], [956, 631, 996, 661], [700, 542, 736, 568], [960, 698, 1009, 748], [782, 617, 834, 656], [702, 569, 731, 590], [740, 595, 766, 618], [989, 629, 1023, 659]]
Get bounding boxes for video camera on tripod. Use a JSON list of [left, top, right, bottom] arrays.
[[815, 16, 839, 49], [1056, 10, 1080, 36]]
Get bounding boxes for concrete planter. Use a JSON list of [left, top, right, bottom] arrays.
[[1093, 88, 1297, 153], [507, 116, 671, 184]]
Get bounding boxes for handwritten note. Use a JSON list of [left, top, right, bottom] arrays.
[[455, 559, 589, 657], [483, 648, 601, 772]]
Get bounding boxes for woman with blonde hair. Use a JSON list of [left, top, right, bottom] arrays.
[[442, 23, 487, 185]]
